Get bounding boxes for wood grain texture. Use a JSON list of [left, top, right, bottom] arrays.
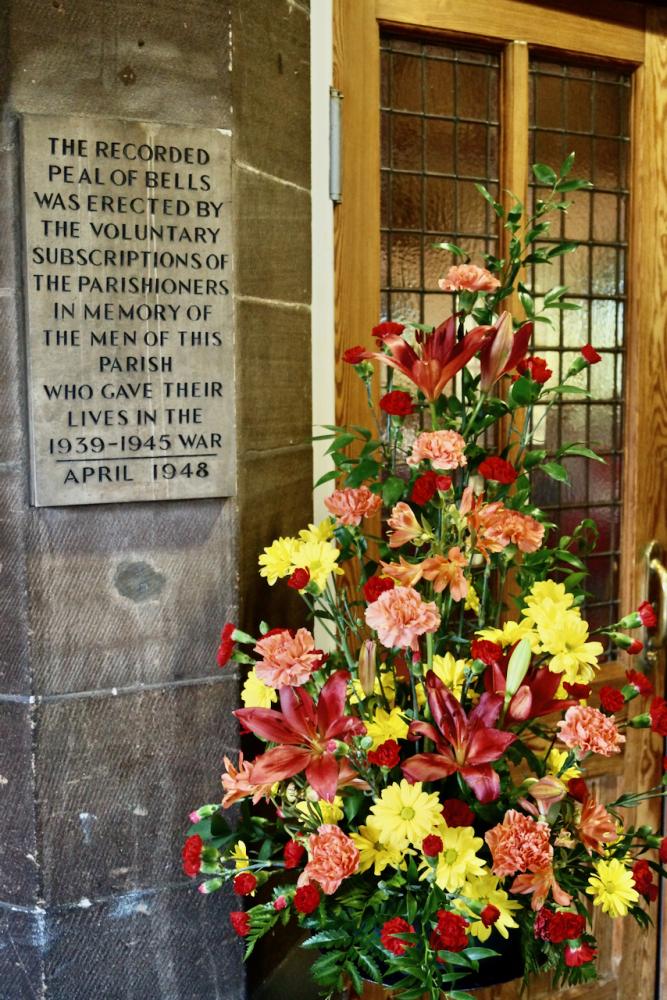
[[375, 0, 645, 64], [333, 0, 381, 430]]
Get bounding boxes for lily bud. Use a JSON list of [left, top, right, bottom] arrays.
[[505, 638, 532, 699], [527, 775, 566, 804], [479, 311, 513, 392], [358, 640, 377, 697]]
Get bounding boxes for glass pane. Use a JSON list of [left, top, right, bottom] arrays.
[[528, 60, 630, 639], [380, 34, 499, 326]]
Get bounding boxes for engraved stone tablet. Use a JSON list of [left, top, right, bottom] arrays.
[[20, 113, 235, 506]]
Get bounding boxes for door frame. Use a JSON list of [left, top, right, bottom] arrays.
[[332, 1, 667, 995]]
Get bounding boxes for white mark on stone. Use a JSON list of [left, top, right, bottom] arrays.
[[77, 897, 93, 909], [132, 805, 148, 816], [0, 774, 8, 785], [78, 812, 97, 844], [110, 890, 151, 919], [111, 687, 118, 696], [216, 128, 232, 137]]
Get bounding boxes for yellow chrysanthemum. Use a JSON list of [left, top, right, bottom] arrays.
[[536, 609, 603, 685], [456, 874, 522, 941], [296, 796, 344, 825], [258, 535, 300, 585], [586, 858, 639, 917], [229, 840, 250, 872], [420, 825, 486, 891], [476, 619, 540, 651], [291, 538, 343, 591], [299, 518, 335, 543], [369, 780, 443, 851], [365, 707, 409, 749], [349, 671, 396, 707], [464, 582, 480, 613], [351, 822, 408, 875], [546, 748, 581, 783], [522, 580, 575, 624], [432, 652, 469, 701], [241, 668, 277, 709]]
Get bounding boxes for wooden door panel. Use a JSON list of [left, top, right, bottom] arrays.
[[333, 2, 667, 997]]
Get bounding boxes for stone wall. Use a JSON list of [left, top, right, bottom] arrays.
[[0, 1, 311, 997]]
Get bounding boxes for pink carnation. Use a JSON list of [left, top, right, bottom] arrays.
[[438, 264, 500, 294], [324, 485, 382, 527], [472, 501, 544, 555], [301, 824, 360, 894], [557, 705, 625, 757], [365, 585, 440, 650], [407, 430, 467, 471], [485, 809, 553, 878], [254, 628, 323, 688]]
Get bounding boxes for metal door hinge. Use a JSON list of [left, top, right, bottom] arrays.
[[329, 87, 343, 204]]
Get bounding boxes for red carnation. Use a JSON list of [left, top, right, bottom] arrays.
[[547, 912, 586, 944], [343, 345, 369, 365], [478, 456, 518, 485], [380, 389, 414, 416], [650, 697, 667, 736], [533, 908, 553, 940], [410, 470, 451, 506], [599, 686, 624, 714], [434, 910, 469, 952], [363, 575, 395, 604], [567, 778, 588, 803], [233, 872, 257, 896], [516, 356, 552, 384], [659, 837, 667, 864], [284, 840, 306, 870], [217, 623, 237, 667], [368, 739, 401, 769], [626, 669, 653, 697], [422, 835, 443, 858], [381, 916, 415, 956], [441, 799, 475, 828], [230, 911, 251, 937], [470, 639, 504, 667], [287, 567, 310, 590], [480, 904, 501, 928], [294, 884, 321, 915], [581, 344, 602, 364], [182, 834, 203, 878], [632, 860, 656, 899], [564, 942, 597, 967], [638, 601, 658, 629], [274, 895, 287, 911], [627, 639, 644, 655], [563, 682, 592, 700], [373, 321, 405, 343]]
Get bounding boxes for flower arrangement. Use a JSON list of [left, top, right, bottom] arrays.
[[184, 156, 666, 1000]]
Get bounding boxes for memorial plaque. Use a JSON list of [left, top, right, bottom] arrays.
[[20, 114, 235, 506]]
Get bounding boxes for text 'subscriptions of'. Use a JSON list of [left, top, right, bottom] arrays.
[[21, 114, 235, 506]]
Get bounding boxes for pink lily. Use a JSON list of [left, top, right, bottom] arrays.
[[401, 671, 516, 802], [479, 311, 533, 391], [234, 670, 365, 802], [367, 314, 491, 402]]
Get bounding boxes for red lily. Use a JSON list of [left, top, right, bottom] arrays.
[[484, 659, 576, 723], [367, 314, 490, 402], [234, 670, 366, 802], [479, 312, 533, 391], [401, 671, 516, 802]]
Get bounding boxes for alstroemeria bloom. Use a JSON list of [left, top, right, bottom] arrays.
[[576, 794, 618, 855], [421, 548, 468, 600], [387, 502, 425, 548], [401, 672, 516, 802], [234, 671, 366, 801], [479, 312, 534, 392], [366, 314, 490, 402]]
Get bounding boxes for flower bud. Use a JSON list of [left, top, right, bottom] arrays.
[[505, 639, 532, 699], [189, 804, 219, 823], [197, 877, 223, 895], [360, 735, 374, 751], [607, 631, 638, 649], [628, 712, 651, 729], [527, 775, 566, 803], [358, 640, 377, 697]]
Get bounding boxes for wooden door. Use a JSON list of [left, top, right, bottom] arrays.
[[333, 2, 667, 997]]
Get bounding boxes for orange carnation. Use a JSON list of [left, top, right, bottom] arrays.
[[301, 824, 360, 894], [557, 705, 625, 757], [485, 809, 553, 878], [324, 485, 382, 527]]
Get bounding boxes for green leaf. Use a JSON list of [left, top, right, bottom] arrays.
[[346, 458, 379, 487], [556, 178, 593, 192], [509, 376, 541, 408], [547, 241, 579, 258], [474, 182, 504, 217], [344, 961, 363, 995], [464, 947, 500, 961], [326, 433, 356, 454], [523, 448, 547, 470], [532, 162, 558, 186], [542, 461, 570, 484], [557, 443, 606, 463], [357, 952, 382, 982], [432, 240, 468, 257], [314, 469, 338, 488], [543, 284, 568, 307], [448, 992, 475, 1000], [301, 930, 350, 949], [548, 384, 591, 396], [518, 290, 535, 319], [559, 151, 576, 177]]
